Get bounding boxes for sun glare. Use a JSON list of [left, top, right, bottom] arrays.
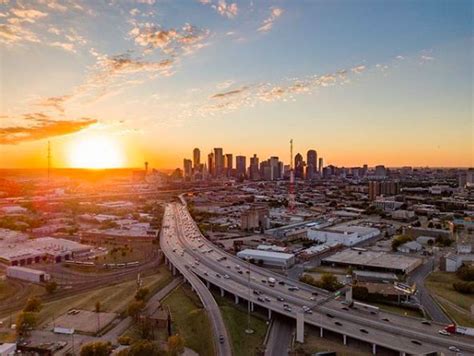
[[68, 135, 124, 169]]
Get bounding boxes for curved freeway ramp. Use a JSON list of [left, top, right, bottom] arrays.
[[161, 204, 232, 356]]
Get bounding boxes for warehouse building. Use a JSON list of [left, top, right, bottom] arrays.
[[322, 248, 422, 275], [237, 249, 295, 268], [6, 266, 51, 283]]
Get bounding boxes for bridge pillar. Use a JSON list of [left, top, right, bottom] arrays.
[[250, 302, 254, 312], [220, 288, 225, 297], [268, 308, 272, 319], [319, 327, 324, 338], [168, 263, 172, 271], [345, 286, 353, 304], [399, 352, 406, 356], [234, 295, 239, 304], [372, 343, 377, 355], [206, 280, 210, 288], [172, 265, 176, 276], [343, 334, 347, 345], [296, 312, 304, 343]]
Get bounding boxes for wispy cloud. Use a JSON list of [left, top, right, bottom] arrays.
[[0, 114, 97, 144], [36, 95, 72, 113], [199, 0, 238, 18], [258, 7, 283, 33]]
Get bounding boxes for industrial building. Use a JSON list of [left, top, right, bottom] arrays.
[[237, 249, 295, 268], [307, 226, 380, 246], [6, 266, 51, 283], [322, 248, 422, 275], [0, 236, 91, 266]]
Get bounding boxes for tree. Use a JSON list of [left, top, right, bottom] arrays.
[[23, 297, 42, 313], [319, 273, 343, 292], [456, 266, 474, 282], [45, 281, 58, 294], [135, 287, 149, 302], [167, 334, 185, 356], [352, 286, 369, 300], [124, 340, 163, 356], [391, 235, 413, 251], [95, 301, 101, 313], [453, 281, 474, 294], [16, 312, 37, 336], [80, 341, 112, 356], [127, 300, 144, 319]]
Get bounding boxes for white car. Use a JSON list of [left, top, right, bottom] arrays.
[[224, 274, 230, 279], [448, 346, 460, 353], [438, 330, 450, 336]]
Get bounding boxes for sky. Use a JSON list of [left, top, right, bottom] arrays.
[[0, 0, 472, 169]]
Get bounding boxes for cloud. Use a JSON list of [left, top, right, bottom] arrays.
[[0, 115, 97, 144], [0, 23, 39, 44], [396, 55, 405, 60], [351, 65, 366, 74], [420, 55, 435, 64], [36, 95, 71, 113], [50, 41, 76, 52], [198, 0, 237, 18], [97, 53, 174, 77], [9, 8, 48, 23], [258, 7, 283, 32], [211, 86, 249, 98], [128, 22, 210, 56]]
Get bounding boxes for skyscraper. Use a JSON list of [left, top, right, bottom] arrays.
[[208, 152, 214, 177], [183, 159, 192, 180], [294, 153, 304, 179], [225, 153, 233, 177], [236, 155, 246, 179], [306, 149, 317, 180], [318, 157, 323, 174], [193, 148, 200, 169], [250, 154, 259, 180], [214, 148, 224, 177], [375, 165, 387, 178]]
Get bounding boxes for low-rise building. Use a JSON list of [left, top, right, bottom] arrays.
[[6, 266, 50, 283], [397, 241, 423, 254], [237, 249, 295, 268]]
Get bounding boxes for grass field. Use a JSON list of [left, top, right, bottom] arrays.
[[425, 271, 474, 326], [0, 266, 172, 329], [0, 280, 16, 301], [370, 302, 423, 318], [300, 329, 371, 356], [213, 293, 268, 356], [162, 285, 214, 356]]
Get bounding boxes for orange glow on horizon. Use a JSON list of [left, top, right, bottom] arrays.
[[67, 135, 124, 169]]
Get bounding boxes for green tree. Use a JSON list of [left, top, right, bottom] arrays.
[[457, 265, 474, 281], [23, 297, 42, 313], [45, 281, 58, 294], [16, 312, 37, 336], [135, 287, 149, 301], [127, 300, 144, 319], [80, 341, 112, 356]]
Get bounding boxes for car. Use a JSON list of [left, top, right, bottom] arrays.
[[288, 286, 299, 291], [204, 272, 209, 276], [261, 279, 267, 283], [326, 313, 334, 318], [421, 320, 431, 325], [309, 296, 316, 301], [341, 307, 349, 311], [448, 346, 460, 352], [360, 329, 369, 334], [224, 274, 230, 279], [283, 306, 292, 312], [245, 270, 250, 274], [238, 270, 243, 274], [382, 318, 390, 322], [278, 281, 285, 285], [312, 292, 318, 296], [219, 335, 224, 344], [264, 297, 271, 302], [277, 297, 285, 302], [226, 265, 231, 269], [283, 303, 290, 308], [257, 297, 265, 302], [216, 273, 221, 278], [335, 321, 342, 326], [438, 330, 450, 336], [411, 340, 422, 346], [253, 290, 261, 295]]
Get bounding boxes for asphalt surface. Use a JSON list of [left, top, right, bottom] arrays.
[[264, 316, 293, 356], [408, 257, 452, 324], [162, 202, 474, 356]]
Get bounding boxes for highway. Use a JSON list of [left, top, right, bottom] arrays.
[[409, 257, 451, 324], [163, 202, 474, 356], [161, 204, 232, 356]]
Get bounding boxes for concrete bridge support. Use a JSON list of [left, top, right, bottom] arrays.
[[268, 308, 272, 319], [172, 265, 176, 276], [296, 312, 304, 343], [372, 343, 377, 355], [250, 302, 254, 312], [220, 288, 225, 297], [234, 295, 239, 304], [343, 334, 347, 345], [206, 280, 210, 289], [319, 327, 324, 338]]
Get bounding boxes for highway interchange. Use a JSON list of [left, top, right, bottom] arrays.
[[161, 202, 474, 356]]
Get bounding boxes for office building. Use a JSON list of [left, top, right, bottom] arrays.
[[318, 157, 323, 174], [236, 155, 246, 179], [294, 153, 304, 179], [375, 165, 387, 178], [225, 153, 233, 177], [250, 154, 260, 180], [306, 149, 317, 180], [183, 159, 192, 180], [207, 153, 214, 177], [214, 148, 224, 177], [368, 180, 400, 200], [193, 148, 200, 168]]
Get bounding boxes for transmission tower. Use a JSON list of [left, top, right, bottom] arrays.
[[288, 139, 296, 212]]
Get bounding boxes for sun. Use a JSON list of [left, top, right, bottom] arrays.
[[68, 135, 124, 169]]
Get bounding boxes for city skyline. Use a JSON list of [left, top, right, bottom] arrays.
[[0, 0, 472, 169]]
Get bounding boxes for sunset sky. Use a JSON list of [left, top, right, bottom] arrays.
[[0, 0, 472, 169]]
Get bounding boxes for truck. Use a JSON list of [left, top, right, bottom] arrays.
[[267, 277, 276, 286], [445, 324, 474, 336]]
